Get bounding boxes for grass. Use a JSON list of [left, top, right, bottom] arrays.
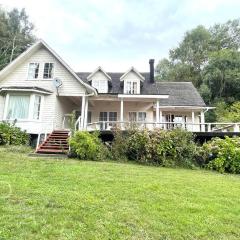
[[0, 147, 240, 239]]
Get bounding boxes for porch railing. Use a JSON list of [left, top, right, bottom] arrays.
[[85, 121, 240, 133]]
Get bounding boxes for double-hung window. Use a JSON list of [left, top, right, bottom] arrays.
[[28, 63, 39, 79], [43, 63, 54, 79], [125, 80, 138, 94], [6, 95, 30, 119]]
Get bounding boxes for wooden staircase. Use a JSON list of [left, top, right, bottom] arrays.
[[36, 130, 70, 154]]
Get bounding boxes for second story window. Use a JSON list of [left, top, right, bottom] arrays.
[[43, 63, 54, 79], [28, 63, 39, 79], [125, 80, 138, 94], [92, 79, 108, 93]]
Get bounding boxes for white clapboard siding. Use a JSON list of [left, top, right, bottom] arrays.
[[0, 46, 88, 134]]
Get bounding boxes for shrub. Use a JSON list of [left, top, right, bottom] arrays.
[[111, 128, 128, 161], [111, 128, 197, 168], [69, 131, 110, 160], [200, 137, 240, 174], [0, 121, 29, 145]]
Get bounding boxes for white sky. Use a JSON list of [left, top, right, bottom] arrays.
[[0, 0, 240, 72]]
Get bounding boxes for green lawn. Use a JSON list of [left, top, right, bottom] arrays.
[[0, 147, 240, 240]]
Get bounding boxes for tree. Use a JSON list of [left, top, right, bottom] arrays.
[[215, 101, 240, 122], [203, 49, 240, 103], [156, 19, 240, 103], [0, 8, 35, 70]]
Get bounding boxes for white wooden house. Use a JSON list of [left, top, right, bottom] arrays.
[[0, 40, 209, 148]]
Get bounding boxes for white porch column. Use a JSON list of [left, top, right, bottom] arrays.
[[192, 111, 195, 131], [84, 97, 88, 130], [156, 100, 159, 127], [160, 110, 163, 128], [80, 95, 86, 130], [120, 98, 124, 129], [200, 111, 205, 132]]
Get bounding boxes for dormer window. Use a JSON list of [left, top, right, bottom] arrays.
[[92, 79, 108, 93], [125, 80, 138, 94], [28, 63, 39, 79], [43, 63, 54, 79]]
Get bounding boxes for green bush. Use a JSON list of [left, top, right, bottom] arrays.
[[69, 131, 110, 160], [111, 128, 197, 168], [111, 128, 128, 161], [0, 121, 29, 145], [199, 137, 240, 174]]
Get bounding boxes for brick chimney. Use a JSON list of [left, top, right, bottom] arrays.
[[149, 59, 154, 83]]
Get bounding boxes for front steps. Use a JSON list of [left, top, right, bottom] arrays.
[[36, 130, 70, 154]]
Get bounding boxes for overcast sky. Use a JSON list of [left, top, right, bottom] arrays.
[[1, 0, 240, 72]]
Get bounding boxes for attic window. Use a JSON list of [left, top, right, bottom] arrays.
[[28, 63, 39, 79], [125, 80, 138, 94], [92, 79, 108, 93], [43, 63, 54, 79]]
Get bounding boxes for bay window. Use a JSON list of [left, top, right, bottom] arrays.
[[28, 63, 39, 79], [6, 95, 30, 119], [33, 95, 42, 120], [5, 94, 43, 120]]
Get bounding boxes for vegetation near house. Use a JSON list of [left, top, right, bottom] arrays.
[[0, 148, 240, 239], [199, 137, 240, 174], [69, 131, 109, 160], [0, 121, 29, 145], [68, 128, 240, 174], [156, 19, 240, 122], [0, 7, 35, 70]]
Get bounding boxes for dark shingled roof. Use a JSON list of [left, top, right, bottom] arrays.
[[76, 72, 206, 107]]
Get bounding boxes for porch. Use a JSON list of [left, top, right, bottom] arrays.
[[59, 95, 221, 133]]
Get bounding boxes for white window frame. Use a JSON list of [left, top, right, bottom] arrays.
[[124, 80, 139, 94], [128, 111, 147, 122], [43, 62, 54, 79], [27, 62, 40, 80], [3, 93, 44, 121], [92, 79, 108, 93], [99, 111, 117, 130]]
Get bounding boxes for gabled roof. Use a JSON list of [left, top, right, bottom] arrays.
[[76, 71, 206, 107], [87, 66, 112, 81], [120, 67, 145, 81], [0, 39, 97, 95]]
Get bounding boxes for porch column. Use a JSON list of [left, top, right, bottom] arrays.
[[191, 111, 195, 131], [120, 98, 124, 129], [200, 111, 205, 132], [156, 100, 159, 127], [80, 95, 86, 130], [160, 110, 163, 129], [84, 97, 88, 130]]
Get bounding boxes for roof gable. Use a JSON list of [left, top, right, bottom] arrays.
[[0, 39, 97, 94], [120, 67, 145, 81], [87, 66, 112, 81]]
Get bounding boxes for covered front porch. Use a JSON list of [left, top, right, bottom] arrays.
[[59, 94, 209, 133]]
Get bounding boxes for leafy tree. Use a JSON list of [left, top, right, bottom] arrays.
[[156, 19, 240, 110], [0, 8, 35, 70], [203, 49, 240, 102], [215, 101, 240, 122]]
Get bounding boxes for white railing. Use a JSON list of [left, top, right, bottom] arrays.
[[85, 121, 240, 133]]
